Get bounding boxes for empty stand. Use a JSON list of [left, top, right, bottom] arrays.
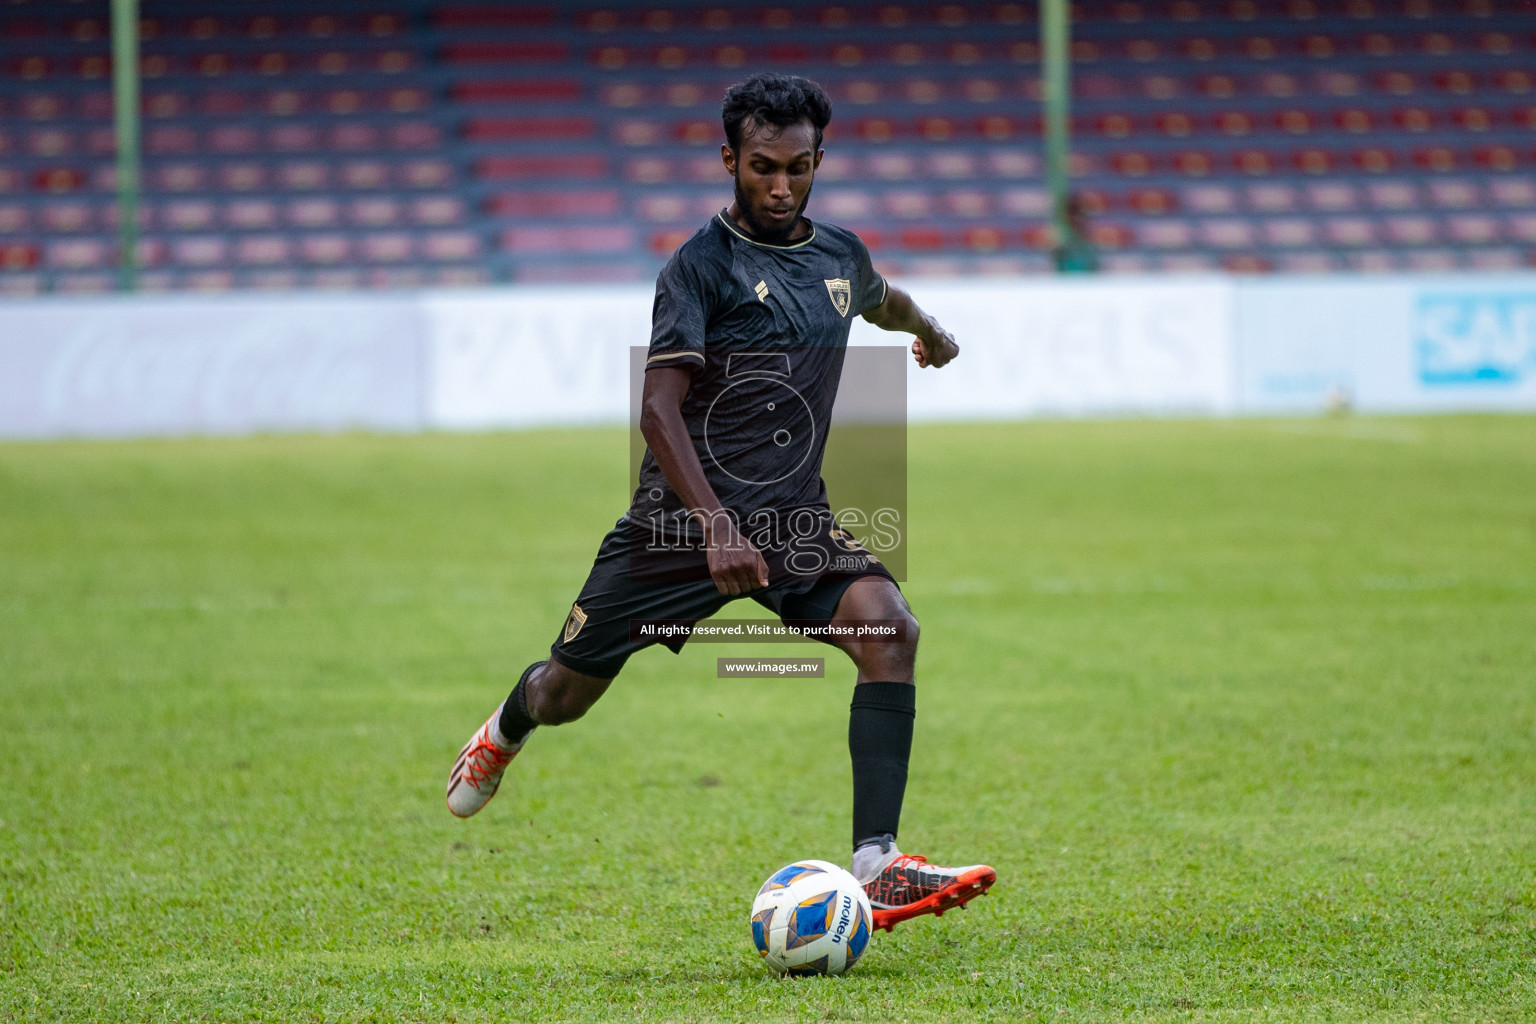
[[1, 0, 1534, 292]]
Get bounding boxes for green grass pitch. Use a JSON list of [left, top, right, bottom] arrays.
[[2, 417, 1533, 1023]]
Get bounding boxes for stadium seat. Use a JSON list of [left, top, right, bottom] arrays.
[[41, 203, 94, 233], [299, 235, 351, 264], [504, 225, 636, 254], [1248, 184, 1299, 213], [359, 233, 415, 263], [999, 188, 1050, 216], [219, 200, 274, 230], [410, 197, 465, 226], [1139, 220, 1195, 248], [1383, 216, 1440, 245], [480, 155, 608, 180], [1324, 217, 1377, 246], [422, 232, 481, 261], [1307, 182, 1360, 211], [1428, 180, 1481, 208], [0, 204, 30, 232], [1488, 180, 1536, 207], [288, 198, 341, 228], [1183, 184, 1239, 213], [173, 236, 229, 267], [164, 200, 218, 230], [208, 126, 259, 153], [1200, 219, 1256, 248], [234, 236, 291, 265], [1446, 215, 1499, 244]]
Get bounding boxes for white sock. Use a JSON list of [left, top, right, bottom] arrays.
[[851, 839, 902, 884], [488, 704, 525, 752]]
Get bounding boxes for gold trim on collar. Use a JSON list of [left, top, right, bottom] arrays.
[[716, 211, 817, 250]]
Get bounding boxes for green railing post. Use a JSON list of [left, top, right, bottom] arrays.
[[111, 0, 141, 291], [1040, 0, 1072, 257]]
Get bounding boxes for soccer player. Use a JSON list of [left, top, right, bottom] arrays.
[[447, 72, 995, 932]]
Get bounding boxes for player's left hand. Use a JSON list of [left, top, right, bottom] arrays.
[[912, 329, 959, 369]]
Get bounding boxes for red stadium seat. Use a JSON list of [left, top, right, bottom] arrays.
[[453, 79, 582, 103], [897, 228, 946, 251], [884, 192, 935, 219], [1472, 145, 1520, 171], [1128, 188, 1178, 214], [477, 154, 608, 181], [1435, 70, 1478, 95], [463, 118, 594, 142], [446, 42, 568, 63], [650, 230, 691, 256], [436, 7, 556, 29], [1233, 149, 1276, 175], [1174, 151, 1216, 176], [1111, 151, 1157, 176], [962, 226, 1008, 251], [0, 243, 40, 271], [1334, 108, 1376, 133], [1412, 146, 1458, 172], [1374, 71, 1418, 95], [335, 162, 384, 190], [1158, 112, 1198, 137], [1293, 148, 1335, 174], [1493, 70, 1532, 94], [1351, 147, 1396, 173]]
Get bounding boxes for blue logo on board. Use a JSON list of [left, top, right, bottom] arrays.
[[1415, 293, 1536, 386]]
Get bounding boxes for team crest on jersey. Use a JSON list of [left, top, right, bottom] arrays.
[[824, 278, 852, 317], [562, 603, 587, 643]]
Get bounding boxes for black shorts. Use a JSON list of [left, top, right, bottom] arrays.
[[549, 512, 899, 679]]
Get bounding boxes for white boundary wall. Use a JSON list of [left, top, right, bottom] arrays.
[[1, 274, 1533, 439]]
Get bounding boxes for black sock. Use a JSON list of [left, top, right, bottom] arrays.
[[497, 661, 544, 745], [848, 681, 915, 851]]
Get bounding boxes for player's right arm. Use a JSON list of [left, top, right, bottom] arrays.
[[641, 366, 769, 597]]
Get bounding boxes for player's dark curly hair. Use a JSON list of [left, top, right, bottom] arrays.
[[721, 72, 833, 153]]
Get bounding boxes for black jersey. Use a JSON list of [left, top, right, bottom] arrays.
[[632, 212, 887, 524]]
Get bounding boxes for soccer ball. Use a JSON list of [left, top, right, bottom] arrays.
[[750, 859, 873, 976]]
